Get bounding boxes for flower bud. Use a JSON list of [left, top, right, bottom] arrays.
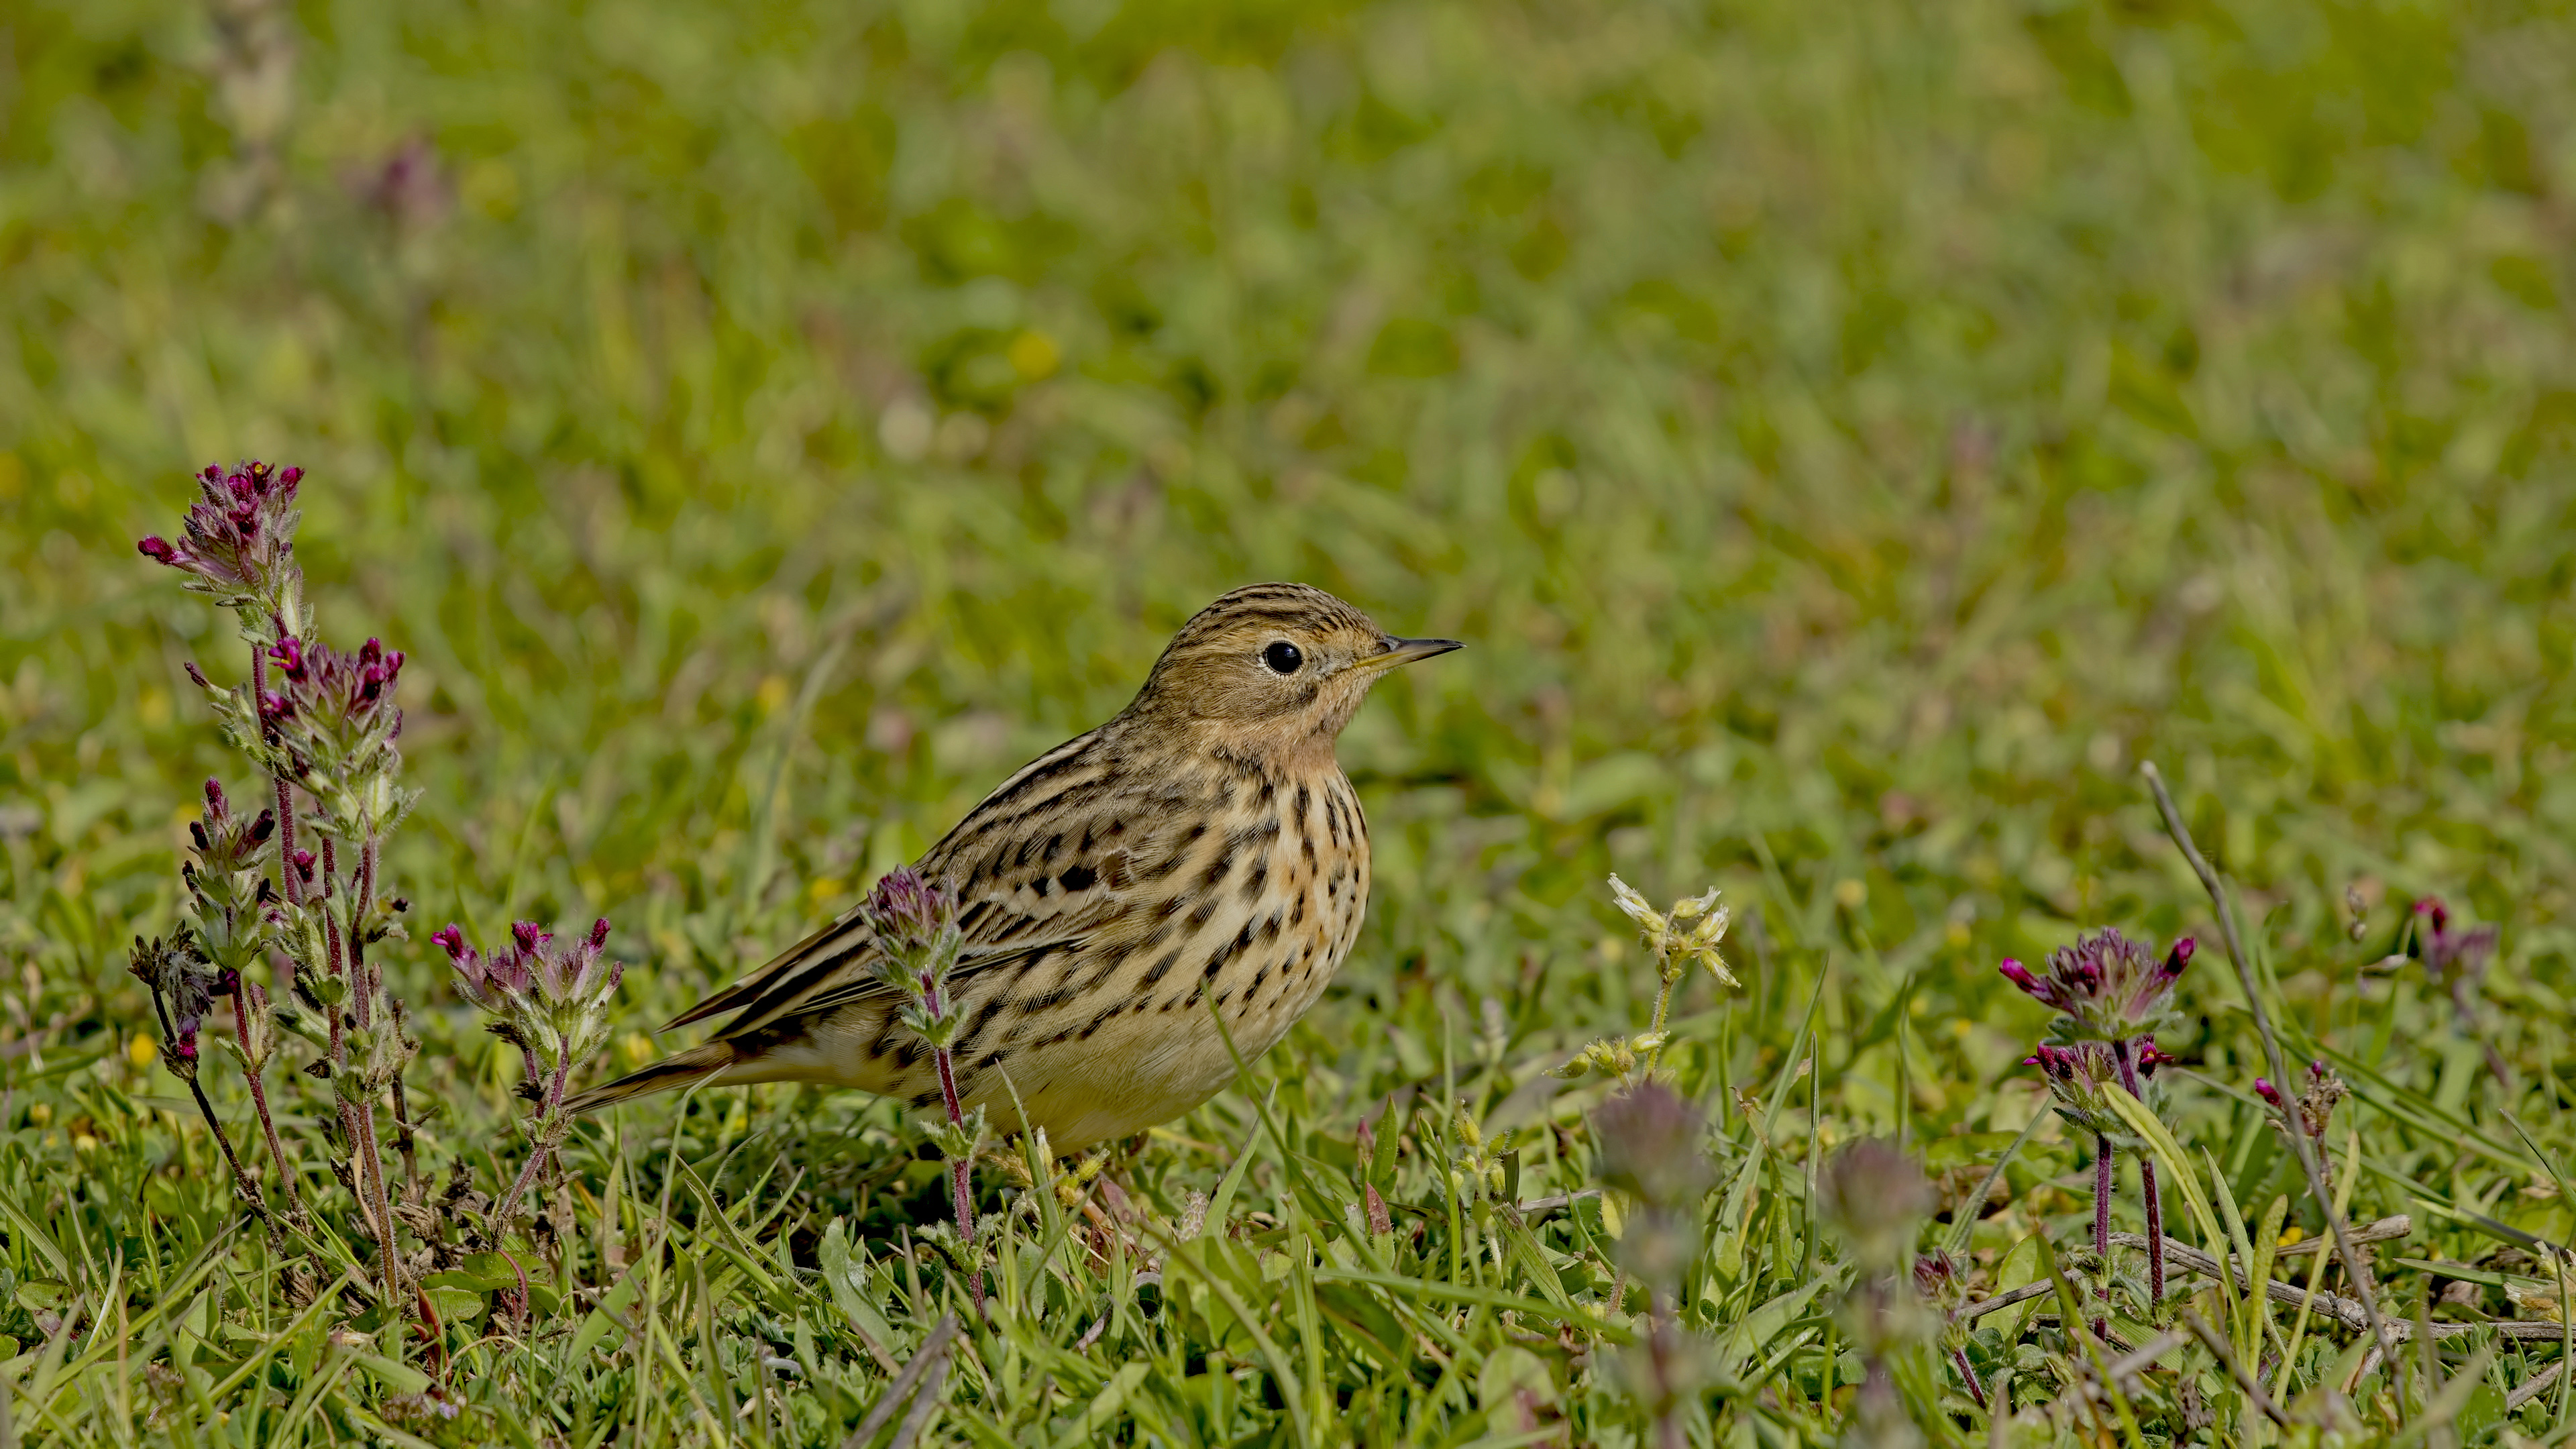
[[2162, 937, 2194, 977]]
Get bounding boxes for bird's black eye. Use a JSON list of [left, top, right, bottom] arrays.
[[1262, 641, 1303, 674]]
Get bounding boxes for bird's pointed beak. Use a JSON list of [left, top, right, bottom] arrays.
[[1351, 635, 1465, 674]]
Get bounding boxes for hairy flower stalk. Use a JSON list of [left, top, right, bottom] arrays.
[[435, 919, 625, 1224], [861, 868, 988, 1297], [2006, 928, 2192, 1313], [140, 460, 432, 1323]]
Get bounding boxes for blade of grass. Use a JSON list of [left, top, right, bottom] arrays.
[[1946, 1112, 2046, 1260]]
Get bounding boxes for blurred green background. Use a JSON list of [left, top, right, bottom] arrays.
[[4, 0, 2573, 1130]]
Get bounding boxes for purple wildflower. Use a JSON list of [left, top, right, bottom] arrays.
[[438, 920, 625, 1059], [864, 867, 953, 945], [1996, 927, 2193, 1043], [132, 461, 306, 612], [2414, 897, 2499, 1004]]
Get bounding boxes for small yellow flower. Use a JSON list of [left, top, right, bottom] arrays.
[[1609, 875, 1736, 987], [1008, 329, 1061, 381], [27, 1102, 50, 1127], [128, 1035, 159, 1069], [72, 1134, 99, 1153], [1548, 1031, 1668, 1081]]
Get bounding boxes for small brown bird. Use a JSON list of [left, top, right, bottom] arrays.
[[570, 584, 1460, 1150]]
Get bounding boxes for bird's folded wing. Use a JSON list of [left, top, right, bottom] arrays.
[[659, 843, 1138, 1041]]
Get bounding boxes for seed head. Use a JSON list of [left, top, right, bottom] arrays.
[[1591, 1080, 1712, 1214], [2258, 1059, 2347, 1144], [1819, 1138, 1932, 1273]]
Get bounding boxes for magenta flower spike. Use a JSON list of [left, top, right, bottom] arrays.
[[1998, 927, 2194, 1045]]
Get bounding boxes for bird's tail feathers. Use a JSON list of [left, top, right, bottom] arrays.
[[564, 1040, 739, 1114]]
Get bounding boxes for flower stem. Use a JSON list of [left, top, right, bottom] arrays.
[[184, 1071, 270, 1230], [146, 986, 270, 1227], [933, 1042, 984, 1305], [231, 989, 304, 1221], [350, 1100, 405, 1320], [349, 836, 378, 1027], [1642, 955, 1680, 1075], [1952, 1345, 1988, 1411], [918, 968, 983, 1303], [494, 1056, 572, 1226], [2093, 1134, 2113, 1340], [2112, 1036, 2167, 1305], [320, 837, 347, 1068], [389, 1069, 422, 1197]]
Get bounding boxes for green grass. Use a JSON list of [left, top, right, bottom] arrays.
[[4, 0, 2576, 1442]]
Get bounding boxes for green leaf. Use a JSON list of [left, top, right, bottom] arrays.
[[1205, 1092, 1270, 1231], [2099, 1084, 2227, 1262], [568, 1261, 645, 1360], [819, 1218, 897, 1351], [1716, 1277, 1829, 1379], [421, 1284, 485, 1325]]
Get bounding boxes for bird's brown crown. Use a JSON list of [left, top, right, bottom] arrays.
[[1119, 583, 1458, 768]]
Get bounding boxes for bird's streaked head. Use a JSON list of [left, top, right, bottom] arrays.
[[1126, 583, 1460, 763]]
